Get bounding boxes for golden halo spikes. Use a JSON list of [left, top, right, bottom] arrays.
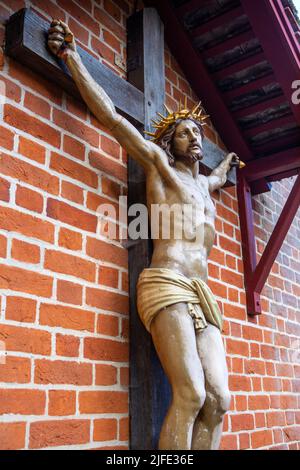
[[144, 101, 209, 142]]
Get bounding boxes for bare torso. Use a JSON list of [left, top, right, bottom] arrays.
[[146, 164, 216, 280]]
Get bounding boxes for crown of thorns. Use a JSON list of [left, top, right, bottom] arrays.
[[144, 100, 209, 142]]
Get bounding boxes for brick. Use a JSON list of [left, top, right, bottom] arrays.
[[16, 185, 44, 213], [48, 390, 76, 416], [255, 412, 266, 428], [104, 0, 121, 21], [224, 303, 246, 321], [44, 249, 96, 282], [0, 323, 51, 355], [226, 338, 249, 357], [101, 135, 121, 160], [94, 6, 125, 41], [231, 357, 243, 373], [0, 264, 52, 297], [86, 191, 119, 219], [4, 105, 60, 147], [276, 363, 294, 378], [89, 150, 127, 183], [68, 17, 89, 46], [122, 272, 128, 292], [251, 430, 273, 449], [18, 136, 46, 164], [57, 279, 83, 305], [245, 359, 266, 375], [101, 176, 122, 200], [220, 434, 238, 450], [31, 0, 67, 21], [0, 152, 59, 195], [86, 237, 128, 268], [121, 318, 129, 340], [261, 344, 279, 361], [50, 152, 98, 188], [63, 134, 85, 161], [0, 356, 31, 383], [93, 419, 117, 441], [103, 30, 121, 54], [95, 364, 117, 386], [266, 411, 286, 427], [56, 333, 80, 358], [120, 367, 129, 387], [219, 235, 241, 256], [235, 395, 247, 412], [0, 233, 7, 258], [6, 296, 36, 323], [231, 413, 254, 432], [97, 313, 119, 336], [0, 422, 26, 450], [86, 287, 129, 315], [11, 239, 40, 264], [47, 199, 97, 233], [229, 375, 251, 392], [226, 254, 236, 270], [0, 176, 10, 202], [119, 417, 129, 441], [239, 432, 250, 450], [98, 266, 119, 288], [29, 419, 90, 449], [91, 37, 115, 65], [0, 389, 46, 415], [0, 76, 21, 104], [58, 227, 82, 251], [53, 109, 99, 148], [249, 395, 270, 410], [0, 125, 14, 150], [35, 359, 92, 385], [84, 337, 128, 362], [216, 203, 239, 226], [9, 60, 62, 105], [221, 268, 244, 288], [57, 0, 100, 35], [40, 303, 95, 332], [79, 391, 128, 414], [61, 181, 84, 204], [242, 325, 263, 342], [24, 92, 51, 119]]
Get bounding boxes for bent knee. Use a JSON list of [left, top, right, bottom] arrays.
[[174, 385, 206, 414], [206, 389, 231, 415]]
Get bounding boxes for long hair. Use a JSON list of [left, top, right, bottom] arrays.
[[156, 118, 204, 166]]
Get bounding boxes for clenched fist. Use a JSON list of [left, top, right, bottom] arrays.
[[48, 20, 76, 61], [227, 152, 245, 169]]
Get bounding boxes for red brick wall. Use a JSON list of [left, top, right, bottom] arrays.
[[0, 0, 299, 450]]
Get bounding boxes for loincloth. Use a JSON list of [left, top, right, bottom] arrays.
[[136, 267, 223, 333]]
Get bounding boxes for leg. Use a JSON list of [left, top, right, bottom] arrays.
[[192, 324, 231, 450], [150, 303, 206, 450]]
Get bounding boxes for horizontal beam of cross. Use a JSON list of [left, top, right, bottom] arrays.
[[5, 8, 145, 124]]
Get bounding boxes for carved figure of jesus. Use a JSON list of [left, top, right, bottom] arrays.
[[48, 20, 240, 450]]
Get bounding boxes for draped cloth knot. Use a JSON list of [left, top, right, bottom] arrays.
[[136, 268, 223, 333]]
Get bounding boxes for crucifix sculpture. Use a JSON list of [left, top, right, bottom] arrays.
[[46, 16, 243, 450]]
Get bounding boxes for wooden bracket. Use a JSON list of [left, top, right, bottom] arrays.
[[238, 169, 300, 315]]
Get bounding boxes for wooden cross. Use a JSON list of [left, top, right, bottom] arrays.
[[6, 7, 236, 449]]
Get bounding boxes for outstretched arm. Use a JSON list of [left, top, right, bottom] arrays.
[[207, 152, 240, 193], [48, 20, 156, 170]]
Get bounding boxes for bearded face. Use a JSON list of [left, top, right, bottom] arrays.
[[171, 119, 203, 163]]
